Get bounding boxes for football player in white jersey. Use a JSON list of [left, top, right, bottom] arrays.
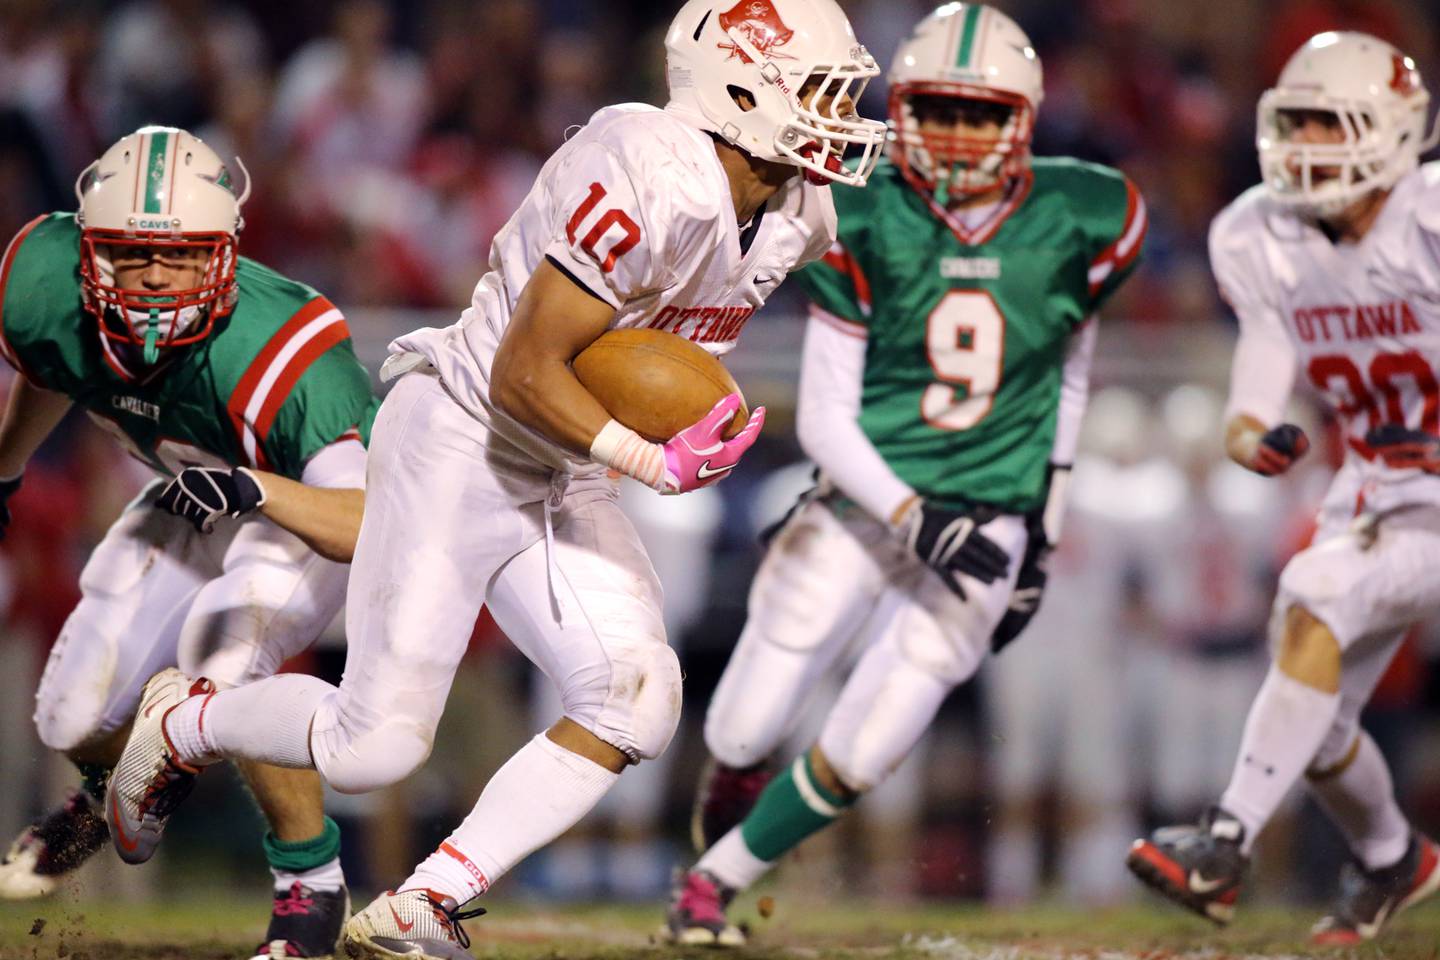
[[103, 2, 886, 957], [1127, 32, 1440, 945]]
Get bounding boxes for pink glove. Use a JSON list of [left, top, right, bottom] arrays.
[[660, 393, 765, 494]]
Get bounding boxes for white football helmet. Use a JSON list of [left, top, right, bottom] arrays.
[[888, 3, 1043, 200], [75, 126, 249, 366], [1258, 31, 1438, 218], [665, 0, 887, 186]]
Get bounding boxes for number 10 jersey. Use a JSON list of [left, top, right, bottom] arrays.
[[792, 156, 1145, 514], [391, 102, 836, 472], [1216, 161, 1440, 517]]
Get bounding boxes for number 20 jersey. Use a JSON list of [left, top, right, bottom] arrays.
[[391, 103, 836, 471], [792, 157, 1145, 513], [1214, 162, 1440, 517]]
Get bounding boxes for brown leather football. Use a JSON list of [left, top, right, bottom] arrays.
[[573, 328, 747, 441]]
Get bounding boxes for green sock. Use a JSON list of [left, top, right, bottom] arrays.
[[263, 816, 341, 874], [739, 753, 855, 862]]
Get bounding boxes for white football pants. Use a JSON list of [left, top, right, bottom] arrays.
[[704, 495, 1026, 792], [34, 484, 347, 753], [309, 370, 681, 794]]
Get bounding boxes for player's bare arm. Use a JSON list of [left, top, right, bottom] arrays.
[[0, 376, 74, 477], [490, 258, 621, 457], [247, 473, 363, 563]]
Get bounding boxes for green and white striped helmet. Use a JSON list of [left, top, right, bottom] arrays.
[[887, 3, 1043, 198], [75, 126, 250, 371]]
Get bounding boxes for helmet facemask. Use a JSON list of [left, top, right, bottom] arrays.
[[889, 83, 1034, 205], [765, 62, 885, 185], [80, 229, 238, 368], [1257, 94, 1419, 219]]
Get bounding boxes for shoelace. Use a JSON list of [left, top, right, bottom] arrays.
[[273, 881, 315, 917], [423, 896, 487, 950], [137, 757, 197, 820]]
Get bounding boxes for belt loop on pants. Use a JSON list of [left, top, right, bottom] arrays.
[[543, 472, 571, 620]]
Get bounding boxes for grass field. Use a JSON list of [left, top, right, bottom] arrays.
[[4, 892, 1440, 960]]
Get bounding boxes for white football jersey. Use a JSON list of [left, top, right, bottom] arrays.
[[1216, 161, 1440, 518], [392, 103, 837, 470]]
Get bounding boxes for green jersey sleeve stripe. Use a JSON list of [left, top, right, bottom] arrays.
[[0, 216, 47, 382], [227, 296, 337, 468]]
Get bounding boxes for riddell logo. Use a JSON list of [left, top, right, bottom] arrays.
[[718, 0, 796, 63]]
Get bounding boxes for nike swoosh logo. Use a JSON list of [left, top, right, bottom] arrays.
[[696, 460, 734, 480], [109, 793, 139, 852], [389, 904, 415, 933], [1188, 870, 1228, 894], [1355, 901, 1393, 940]]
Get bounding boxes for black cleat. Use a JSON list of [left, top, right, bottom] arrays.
[[249, 882, 350, 959], [691, 757, 775, 852], [1312, 834, 1440, 945], [1127, 806, 1248, 925]]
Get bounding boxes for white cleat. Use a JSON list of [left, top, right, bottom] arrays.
[[105, 668, 212, 865], [341, 889, 485, 960]]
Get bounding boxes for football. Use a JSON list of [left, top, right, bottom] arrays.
[[573, 328, 748, 441]]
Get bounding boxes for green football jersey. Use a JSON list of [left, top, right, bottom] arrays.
[[0, 213, 379, 480], [793, 157, 1146, 513]]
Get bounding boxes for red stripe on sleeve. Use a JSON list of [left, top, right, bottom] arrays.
[[252, 321, 351, 446], [226, 296, 334, 463]]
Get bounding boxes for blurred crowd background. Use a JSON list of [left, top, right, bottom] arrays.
[[3, 0, 1440, 914]]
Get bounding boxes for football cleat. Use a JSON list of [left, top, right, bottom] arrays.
[[0, 790, 108, 899], [105, 668, 213, 865], [1126, 806, 1248, 925], [1311, 834, 1440, 945], [691, 757, 775, 852], [249, 882, 351, 959], [662, 868, 746, 947], [340, 888, 485, 960]]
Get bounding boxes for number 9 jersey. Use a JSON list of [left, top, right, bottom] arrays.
[[1216, 162, 1440, 517], [792, 155, 1145, 513]]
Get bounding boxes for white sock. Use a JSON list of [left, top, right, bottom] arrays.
[[400, 733, 619, 903], [273, 856, 346, 894], [1219, 666, 1340, 853], [696, 827, 772, 892], [1307, 730, 1411, 870], [165, 674, 334, 768]]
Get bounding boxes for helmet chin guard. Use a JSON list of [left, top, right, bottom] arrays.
[[1257, 31, 1434, 219], [75, 126, 248, 373], [665, 0, 888, 187]]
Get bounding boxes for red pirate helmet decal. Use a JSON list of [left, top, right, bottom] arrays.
[[718, 0, 796, 62], [1391, 53, 1421, 97]]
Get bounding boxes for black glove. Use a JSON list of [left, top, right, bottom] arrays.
[[1250, 423, 1310, 476], [155, 466, 266, 533], [901, 501, 1010, 599], [1365, 423, 1440, 473], [991, 517, 1049, 653], [0, 473, 21, 541]]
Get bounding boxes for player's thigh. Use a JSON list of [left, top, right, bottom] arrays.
[[816, 514, 1027, 790], [323, 372, 538, 755], [177, 517, 349, 686], [704, 499, 891, 763], [34, 492, 217, 751], [1275, 515, 1440, 654], [488, 483, 679, 762]]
